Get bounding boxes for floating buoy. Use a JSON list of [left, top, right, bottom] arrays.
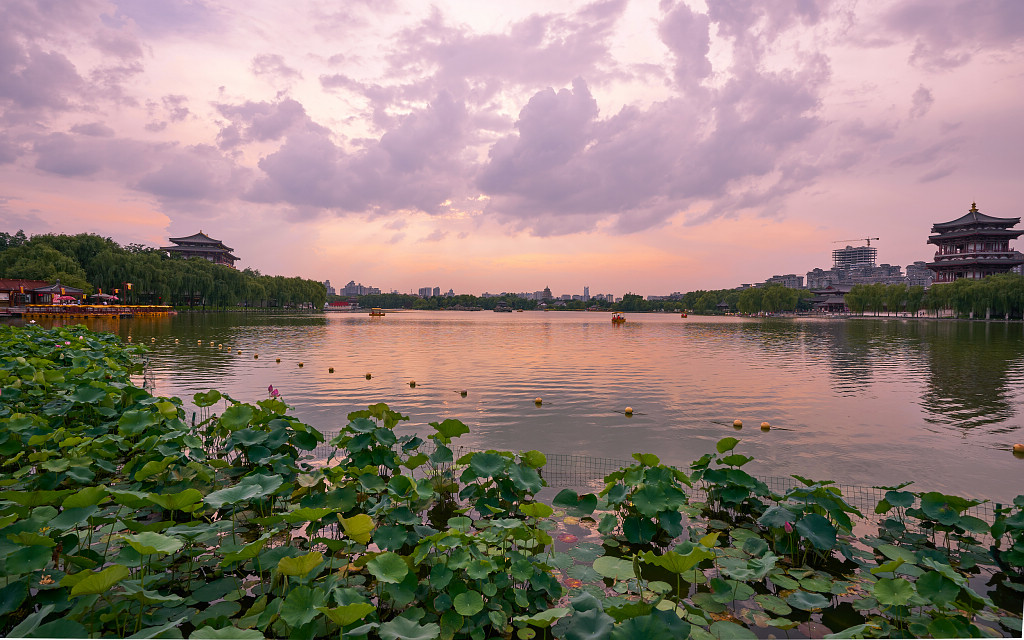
[[329, 367, 334, 373], [624, 407, 633, 416], [254, 354, 259, 359], [365, 373, 372, 379], [219, 344, 223, 348], [209, 341, 215, 345], [276, 358, 281, 363], [761, 422, 771, 431], [460, 390, 467, 397], [298, 362, 303, 367], [237, 350, 242, 354], [197, 339, 202, 344], [733, 419, 742, 428], [409, 380, 416, 388], [535, 397, 542, 405], [1014, 443, 1024, 455], [175, 339, 179, 342]]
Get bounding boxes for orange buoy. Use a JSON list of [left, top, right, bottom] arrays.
[[329, 367, 334, 373], [761, 422, 771, 431], [733, 419, 742, 428]]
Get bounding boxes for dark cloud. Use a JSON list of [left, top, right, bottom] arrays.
[[70, 122, 116, 137], [133, 144, 250, 201], [247, 92, 470, 215], [111, 0, 224, 37], [658, 2, 712, 85], [215, 98, 312, 148], [909, 86, 934, 118], [33, 133, 158, 178], [0, 44, 83, 113], [881, 0, 1024, 70]]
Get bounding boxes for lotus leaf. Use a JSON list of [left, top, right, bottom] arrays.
[[593, 555, 635, 580], [68, 563, 131, 596], [6, 545, 53, 574], [553, 489, 598, 516], [280, 584, 325, 627], [122, 531, 183, 556], [753, 593, 791, 616], [367, 552, 409, 583], [192, 389, 223, 407], [795, 513, 836, 550], [709, 620, 757, 639], [916, 571, 960, 606], [277, 550, 324, 577], [190, 625, 265, 639], [70, 385, 107, 404], [716, 437, 739, 454], [149, 488, 203, 512], [318, 602, 376, 627], [0, 581, 28, 617], [780, 592, 827, 615], [453, 590, 484, 616], [872, 578, 914, 606]]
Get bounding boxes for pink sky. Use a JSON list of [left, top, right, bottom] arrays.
[[1, 0, 1022, 296]]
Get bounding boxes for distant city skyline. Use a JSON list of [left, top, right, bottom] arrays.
[[1, 2, 1022, 296]]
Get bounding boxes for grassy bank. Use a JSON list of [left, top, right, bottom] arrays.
[[0, 325, 1021, 638]]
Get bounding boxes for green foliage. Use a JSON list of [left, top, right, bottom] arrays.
[[0, 324, 1021, 640]]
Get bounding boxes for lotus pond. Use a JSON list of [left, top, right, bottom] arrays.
[[0, 325, 1021, 639]]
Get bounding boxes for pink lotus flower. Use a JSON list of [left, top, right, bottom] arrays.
[[784, 522, 793, 533], [267, 385, 280, 398]]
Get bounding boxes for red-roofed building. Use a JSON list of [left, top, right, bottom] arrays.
[[0, 278, 50, 309]]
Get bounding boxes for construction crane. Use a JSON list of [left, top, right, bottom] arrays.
[[833, 237, 879, 246]]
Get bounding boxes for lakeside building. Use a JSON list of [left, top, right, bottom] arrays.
[[340, 281, 380, 296], [161, 231, 238, 267], [323, 280, 336, 296], [763, 274, 804, 288], [926, 203, 1024, 283], [0, 278, 51, 309], [833, 245, 877, 269]]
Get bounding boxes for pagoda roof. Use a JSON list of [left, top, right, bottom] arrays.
[[31, 280, 84, 294], [927, 228, 1023, 244], [167, 231, 233, 250], [160, 245, 239, 260], [931, 203, 1020, 232]]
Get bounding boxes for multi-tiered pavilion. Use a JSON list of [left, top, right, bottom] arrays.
[[926, 203, 1024, 283], [160, 231, 238, 268]]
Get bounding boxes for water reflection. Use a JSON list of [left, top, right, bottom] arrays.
[[919, 321, 1024, 433]]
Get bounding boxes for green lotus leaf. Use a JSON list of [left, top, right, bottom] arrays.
[[469, 452, 506, 477], [221, 535, 271, 566], [719, 454, 754, 467], [317, 603, 376, 627], [121, 531, 183, 556], [379, 616, 441, 640], [564, 607, 614, 640], [593, 555, 635, 580], [219, 404, 254, 430], [190, 626, 265, 639], [366, 552, 409, 584], [916, 571, 960, 606], [453, 590, 484, 616], [642, 547, 713, 575], [63, 486, 108, 508], [432, 418, 470, 440], [716, 437, 740, 454], [919, 492, 961, 526], [277, 551, 324, 577], [515, 607, 569, 628], [70, 385, 107, 404], [632, 453, 661, 466], [710, 620, 757, 639], [0, 489, 73, 507], [0, 581, 28, 618], [753, 593, 791, 616], [5, 546, 51, 574], [7, 532, 56, 547], [148, 488, 203, 511], [758, 505, 796, 528], [341, 513, 375, 544], [785, 590, 830, 611], [118, 410, 157, 435], [877, 544, 917, 564], [280, 585, 325, 628], [282, 507, 336, 524], [569, 543, 605, 563], [623, 515, 656, 544], [206, 474, 282, 508], [134, 457, 173, 481], [552, 489, 597, 516], [192, 389, 223, 407], [69, 564, 131, 596], [522, 449, 547, 468], [795, 514, 836, 550], [520, 502, 554, 518], [373, 525, 410, 551], [872, 578, 915, 606]]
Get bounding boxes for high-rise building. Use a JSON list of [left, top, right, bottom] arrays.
[[583, 286, 590, 301], [323, 280, 336, 296], [833, 245, 877, 270]]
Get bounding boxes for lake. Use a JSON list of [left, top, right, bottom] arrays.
[[22, 310, 1024, 502]]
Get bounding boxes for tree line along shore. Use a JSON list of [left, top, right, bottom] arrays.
[[5, 231, 1024, 318]]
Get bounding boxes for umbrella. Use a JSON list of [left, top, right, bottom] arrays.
[[54, 295, 77, 302], [90, 293, 118, 301]]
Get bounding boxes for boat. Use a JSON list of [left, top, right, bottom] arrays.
[[369, 308, 386, 316], [681, 312, 687, 318], [494, 302, 513, 312], [611, 313, 625, 324]]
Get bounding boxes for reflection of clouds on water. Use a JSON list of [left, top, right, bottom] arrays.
[[921, 322, 1024, 433]]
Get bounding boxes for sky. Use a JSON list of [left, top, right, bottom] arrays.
[[1, 0, 1023, 297]]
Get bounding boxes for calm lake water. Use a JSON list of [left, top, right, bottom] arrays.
[[25, 311, 1024, 502]]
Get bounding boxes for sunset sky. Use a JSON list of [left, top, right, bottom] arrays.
[[1, 0, 1022, 296]]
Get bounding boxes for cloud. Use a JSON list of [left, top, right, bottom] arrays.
[[70, 122, 116, 137], [880, 0, 1024, 70], [909, 85, 934, 118], [216, 98, 314, 148], [658, 2, 712, 85], [246, 91, 471, 215], [252, 54, 302, 81], [133, 144, 250, 201]]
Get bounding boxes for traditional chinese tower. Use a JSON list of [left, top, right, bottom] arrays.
[[926, 203, 1024, 283], [161, 231, 238, 268]]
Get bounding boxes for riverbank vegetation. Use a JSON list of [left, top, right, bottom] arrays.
[[1, 324, 1021, 638], [0, 231, 326, 309], [847, 275, 1024, 319]]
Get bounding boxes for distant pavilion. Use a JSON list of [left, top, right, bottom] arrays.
[[161, 231, 238, 268], [926, 203, 1024, 283]]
